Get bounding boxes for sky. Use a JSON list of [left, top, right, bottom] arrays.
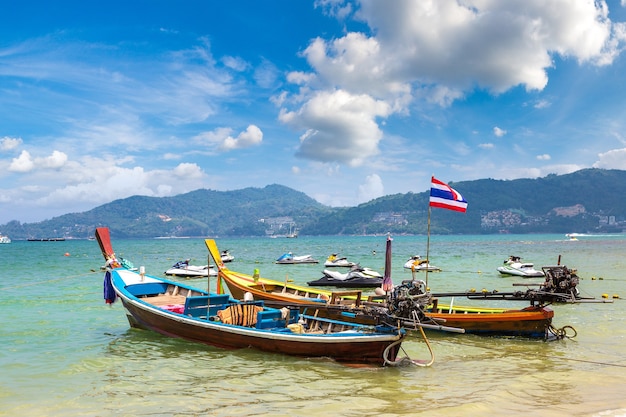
[[2, 0, 626, 225]]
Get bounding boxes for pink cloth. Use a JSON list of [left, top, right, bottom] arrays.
[[161, 304, 185, 314]]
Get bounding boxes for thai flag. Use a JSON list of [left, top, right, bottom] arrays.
[[429, 176, 468, 213]]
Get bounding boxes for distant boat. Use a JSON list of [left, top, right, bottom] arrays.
[[0, 234, 11, 244], [27, 237, 65, 241], [269, 223, 299, 238]]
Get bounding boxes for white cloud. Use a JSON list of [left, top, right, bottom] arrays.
[[479, 143, 494, 149], [1, 136, 22, 151], [9, 149, 69, 173], [280, 0, 624, 167], [253, 59, 280, 89], [493, 127, 507, 137], [593, 148, 626, 169], [26, 157, 210, 217], [220, 125, 263, 151], [39, 150, 68, 169], [536, 154, 551, 161], [357, 173, 384, 203], [9, 150, 34, 172], [194, 125, 263, 151], [280, 89, 391, 166], [172, 163, 205, 179], [222, 55, 249, 72]]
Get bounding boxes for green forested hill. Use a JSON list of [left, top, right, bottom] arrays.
[[1, 169, 625, 239], [2, 184, 332, 239], [301, 168, 626, 235]]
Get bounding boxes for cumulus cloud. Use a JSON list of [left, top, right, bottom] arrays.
[[280, 89, 391, 166], [172, 162, 205, 179], [194, 125, 263, 151], [27, 157, 209, 219], [40, 150, 68, 169], [9, 150, 34, 172], [357, 173, 384, 203], [593, 148, 626, 169], [1, 136, 22, 151], [493, 127, 507, 137], [280, 0, 624, 166], [536, 154, 551, 160], [220, 125, 263, 151], [8, 150, 68, 173], [356, 0, 620, 90]]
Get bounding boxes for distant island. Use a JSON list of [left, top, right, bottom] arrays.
[[1, 168, 624, 239]]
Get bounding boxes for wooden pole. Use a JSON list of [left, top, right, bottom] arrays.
[[425, 205, 431, 288]]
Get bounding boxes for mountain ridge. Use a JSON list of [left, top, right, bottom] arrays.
[[2, 169, 624, 239]]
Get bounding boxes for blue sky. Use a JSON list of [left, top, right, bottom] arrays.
[[2, 0, 626, 224]]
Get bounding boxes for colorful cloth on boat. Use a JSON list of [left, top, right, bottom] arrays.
[[103, 271, 117, 304]]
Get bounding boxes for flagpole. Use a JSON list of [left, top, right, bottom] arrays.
[[425, 204, 431, 288]]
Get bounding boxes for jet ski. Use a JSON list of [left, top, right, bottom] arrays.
[[275, 252, 319, 264], [403, 255, 441, 272], [220, 250, 235, 263], [307, 265, 383, 288], [497, 256, 544, 278], [164, 259, 217, 277], [324, 253, 357, 267]]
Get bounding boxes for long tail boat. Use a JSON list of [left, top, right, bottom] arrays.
[[206, 239, 557, 339], [95, 227, 411, 367]]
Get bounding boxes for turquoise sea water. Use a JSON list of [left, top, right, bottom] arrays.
[[1, 233, 625, 417]]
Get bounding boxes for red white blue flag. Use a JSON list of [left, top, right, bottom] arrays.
[[429, 176, 468, 213]]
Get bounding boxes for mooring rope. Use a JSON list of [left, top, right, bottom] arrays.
[[383, 323, 435, 367], [548, 324, 578, 340]]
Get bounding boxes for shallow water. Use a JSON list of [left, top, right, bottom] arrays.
[[1, 234, 625, 416]]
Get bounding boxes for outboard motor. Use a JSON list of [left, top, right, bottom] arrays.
[[386, 280, 432, 321], [542, 265, 581, 299]]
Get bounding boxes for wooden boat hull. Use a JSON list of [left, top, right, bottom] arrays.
[[108, 268, 403, 366], [425, 304, 553, 337], [206, 240, 553, 338]]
